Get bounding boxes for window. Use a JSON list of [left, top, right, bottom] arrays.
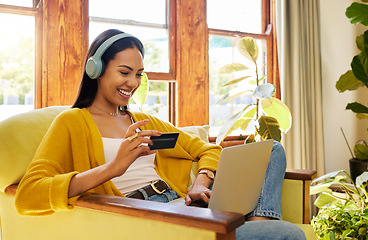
[[89, 0, 173, 121], [88, 0, 276, 133], [0, 3, 37, 121], [0, 0, 276, 136], [207, 0, 277, 137]]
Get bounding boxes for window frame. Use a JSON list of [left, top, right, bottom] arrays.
[[0, 0, 278, 134], [0, 2, 40, 108]]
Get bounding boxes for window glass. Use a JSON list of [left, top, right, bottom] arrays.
[[89, 0, 169, 120], [207, 0, 262, 34], [0, 0, 32, 7], [208, 35, 266, 136], [0, 13, 35, 121], [89, 0, 169, 72]]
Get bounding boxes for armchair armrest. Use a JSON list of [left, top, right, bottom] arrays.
[[282, 169, 317, 224], [4, 184, 245, 239], [285, 169, 317, 181]]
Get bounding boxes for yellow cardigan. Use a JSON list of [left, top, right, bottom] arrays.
[[15, 108, 221, 216]]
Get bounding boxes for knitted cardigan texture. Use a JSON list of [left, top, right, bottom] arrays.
[[15, 108, 221, 215]]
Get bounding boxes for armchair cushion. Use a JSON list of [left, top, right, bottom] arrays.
[[0, 106, 69, 191]]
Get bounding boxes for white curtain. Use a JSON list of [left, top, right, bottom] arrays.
[[276, 0, 325, 177]]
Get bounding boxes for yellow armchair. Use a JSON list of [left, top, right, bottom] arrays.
[[0, 106, 317, 240]]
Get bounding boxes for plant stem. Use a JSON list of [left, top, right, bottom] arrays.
[[255, 59, 259, 119]]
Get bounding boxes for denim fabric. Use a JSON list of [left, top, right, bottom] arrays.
[[147, 189, 179, 202], [236, 220, 306, 240], [145, 141, 306, 239], [245, 141, 286, 220]]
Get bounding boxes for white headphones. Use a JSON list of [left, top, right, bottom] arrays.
[[85, 33, 134, 79]]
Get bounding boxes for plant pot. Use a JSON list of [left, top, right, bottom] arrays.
[[349, 158, 368, 182]]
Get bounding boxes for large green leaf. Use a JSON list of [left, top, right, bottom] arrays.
[[356, 33, 365, 53], [215, 105, 256, 145], [357, 113, 368, 119], [310, 182, 334, 195], [219, 63, 249, 74], [345, 2, 368, 26], [346, 102, 368, 114], [222, 76, 252, 87], [216, 90, 252, 105], [311, 170, 345, 184], [354, 143, 368, 160], [253, 83, 275, 99], [255, 116, 281, 141], [336, 70, 365, 92], [356, 30, 368, 56], [314, 193, 339, 209], [132, 73, 149, 108], [356, 172, 368, 187], [351, 54, 368, 87], [216, 110, 246, 145], [261, 97, 292, 133], [236, 37, 259, 63]]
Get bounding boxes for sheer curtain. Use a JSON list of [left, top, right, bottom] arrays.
[[276, 0, 325, 176]]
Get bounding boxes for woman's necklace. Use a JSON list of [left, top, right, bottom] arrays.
[[92, 105, 119, 116]]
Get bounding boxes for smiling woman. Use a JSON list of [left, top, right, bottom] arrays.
[[0, 11, 35, 121]]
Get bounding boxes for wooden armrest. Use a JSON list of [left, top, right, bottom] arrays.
[[284, 169, 317, 181], [4, 184, 245, 235]]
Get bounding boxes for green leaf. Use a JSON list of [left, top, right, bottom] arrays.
[[364, 30, 368, 56], [132, 73, 149, 108], [236, 37, 259, 62], [261, 97, 292, 133], [336, 70, 365, 92], [345, 2, 368, 26], [314, 192, 339, 208], [357, 113, 368, 119], [356, 172, 368, 188], [255, 116, 281, 141], [354, 143, 368, 160], [216, 106, 256, 145], [356, 33, 365, 53], [216, 90, 252, 105], [351, 54, 368, 87], [245, 134, 257, 143], [346, 102, 368, 114], [222, 76, 252, 87], [310, 182, 334, 195], [253, 83, 275, 99], [312, 170, 345, 184], [219, 63, 249, 74]]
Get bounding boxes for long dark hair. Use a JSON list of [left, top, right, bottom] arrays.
[[72, 29, 144, 109]]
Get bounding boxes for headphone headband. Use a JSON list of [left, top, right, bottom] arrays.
[[86, 33, 134, 79]]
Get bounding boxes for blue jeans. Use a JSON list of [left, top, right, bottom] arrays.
[[146, 141, 306, 239]]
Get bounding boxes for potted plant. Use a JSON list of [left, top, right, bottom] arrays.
[[335, 1, 368, 180], [215, 37, 292, 145], [310, 170, 368, 239], [130, 73, 162, 114]]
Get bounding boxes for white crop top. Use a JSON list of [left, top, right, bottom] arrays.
[[102, 137, 162, 195]]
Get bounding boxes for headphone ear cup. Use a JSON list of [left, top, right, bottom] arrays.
[[86, 57, 102, 79]]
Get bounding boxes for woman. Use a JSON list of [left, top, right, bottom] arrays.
[[15, 29, 305, 239]]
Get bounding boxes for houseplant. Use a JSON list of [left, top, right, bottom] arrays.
[[310, 170, 368, 239], [130, 72, 162, 114], [215, 37, 292, 145], [335, 1, 368, 179]]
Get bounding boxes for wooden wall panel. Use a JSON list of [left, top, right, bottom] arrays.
[[175, 0, 209, 127], [40, 0, 88, 107]]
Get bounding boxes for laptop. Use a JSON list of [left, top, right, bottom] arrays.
[[169, 139, 274, 215]]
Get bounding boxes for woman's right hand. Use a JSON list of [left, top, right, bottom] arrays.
[[108, 119, 162, 177]]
